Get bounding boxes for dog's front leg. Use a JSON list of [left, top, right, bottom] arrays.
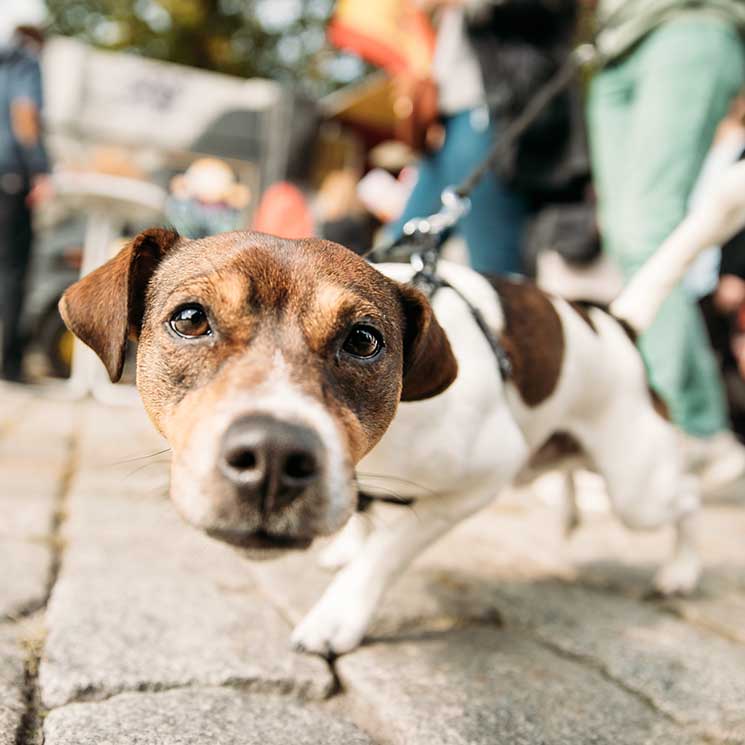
[[292, 486, 497, 658], [318, 511, 373, 569]]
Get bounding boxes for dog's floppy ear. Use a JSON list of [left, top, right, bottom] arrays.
[[398, 284, 458, 401], [59, 228, 181, 383]]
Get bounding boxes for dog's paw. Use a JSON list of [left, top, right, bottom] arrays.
[[291, 590, 373, 658], [653, 556, 701, 596]]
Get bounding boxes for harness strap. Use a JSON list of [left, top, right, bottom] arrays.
[[357, 491, 416, 512], [411, 269, 513, 381]]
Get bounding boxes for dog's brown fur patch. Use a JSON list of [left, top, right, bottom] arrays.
[[488, 278, 564, 407], [528, 431, 583, 469], [59, 228, 181, 382], [568, 301, 598, 333], [648, 387, 670, 420]]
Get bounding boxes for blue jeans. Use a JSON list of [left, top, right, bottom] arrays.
[[389, 108, 526, 275]]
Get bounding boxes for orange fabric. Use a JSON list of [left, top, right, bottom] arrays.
[[251, 182, 316, 239], [328, 0, 435, 76]]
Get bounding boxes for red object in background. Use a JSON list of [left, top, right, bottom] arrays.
[[328, 0, 435, 76], [251, 182, 315, 239]]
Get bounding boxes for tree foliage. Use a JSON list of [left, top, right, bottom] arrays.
[[44, 0, 364, 93]]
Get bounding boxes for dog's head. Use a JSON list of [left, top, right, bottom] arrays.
[[60, 229, 457, 556]]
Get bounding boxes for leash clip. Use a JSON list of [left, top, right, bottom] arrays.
[[402, 187, 471, 245]]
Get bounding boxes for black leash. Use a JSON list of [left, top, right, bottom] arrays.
[[366, 41, 601, 265], [364, 26, 613, 379], [455, 43, 598, 200]]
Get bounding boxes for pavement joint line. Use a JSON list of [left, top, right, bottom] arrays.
[[13, 620, 45, 745], [13, 418, 81, 745], [511, 579, 745, 741], [46, 675, 334, 710], [1, 600, 47, 626], [246, 566, 343, 698], [659, 599, 745, 647], [45, 428, 80, 611], [525, 629, 726, 741], [572, 574, 745, 649]]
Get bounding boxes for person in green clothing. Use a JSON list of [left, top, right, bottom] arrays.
[[587, 0, 745, 495]]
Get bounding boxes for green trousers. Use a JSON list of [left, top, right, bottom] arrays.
[[588, 18, 745, 437]]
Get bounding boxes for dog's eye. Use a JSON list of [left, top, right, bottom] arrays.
[[342, 325, 383, 359], [169, 305, 211, 338]]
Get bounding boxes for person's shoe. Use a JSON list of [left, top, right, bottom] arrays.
[[683, 430, 745, 500]]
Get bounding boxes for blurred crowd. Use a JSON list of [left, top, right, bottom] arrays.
[[2, 0, 745, 485]]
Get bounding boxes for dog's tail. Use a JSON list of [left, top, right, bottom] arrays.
[[610, 159, 745, 335]]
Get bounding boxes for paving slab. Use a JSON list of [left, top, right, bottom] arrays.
[[337, 627, 695, 745], [0, 626, 26, 745], [43, 688, 375, 745], [0, 398, 77, 463], [40, 468, 333, 709], [559, 503, 745, 649], [0, 397, 75, 621], [75, 401, 166, 467], [249, 500, 745, 743], [0, 539, 50, 620], [0, 466, 64, 539], [6, 387, 745, 744], [493, 580, 745, 741]]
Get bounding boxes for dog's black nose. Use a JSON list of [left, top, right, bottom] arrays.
[[219, 415, 322, 512]]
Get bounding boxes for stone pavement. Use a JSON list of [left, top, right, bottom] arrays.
[[1, 383, 745, 744]]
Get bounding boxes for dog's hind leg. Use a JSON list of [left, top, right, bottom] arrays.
[[562, 469, 581, 537], [575, 404, 701, 595], [653, 493, 701, 596]]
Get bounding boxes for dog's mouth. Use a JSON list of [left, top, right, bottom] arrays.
[[205, 527, 314, 551]]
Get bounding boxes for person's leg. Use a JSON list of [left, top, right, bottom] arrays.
[[448, 110, 526, 274], [387, 123, 454, 240], [597, 19, 745, 435], [389, 110, 527, 275], [0, 192, 17, 377], [587, 58, 634, 262], [0, 192, 32, 381]]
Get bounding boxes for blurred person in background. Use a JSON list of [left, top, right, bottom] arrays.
[[315, 168, 377, 255], [684, 91, 745, 302], [387, 0, 581, 275], [587, 0, 745, 492], [251, 181, 316, 239], [707, 223, 745, 440], [165, 157, 250, 240], [691, 91, 745, 440], [0, 25, 51, 382]]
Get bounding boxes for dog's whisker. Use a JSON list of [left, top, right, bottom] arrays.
[[356, 471, 437, 496], [110, 448, 172, 466], [124, 460, 172, 479]]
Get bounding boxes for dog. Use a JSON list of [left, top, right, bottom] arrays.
[[58, 162, 745, 658]]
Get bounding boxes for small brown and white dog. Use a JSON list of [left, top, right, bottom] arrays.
[[59, 163, 745, 657]]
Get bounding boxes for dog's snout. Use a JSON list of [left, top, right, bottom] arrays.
[[219, 415, 323, 511]]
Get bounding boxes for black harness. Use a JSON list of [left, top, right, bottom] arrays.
[[410, 266, 513, 382]]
